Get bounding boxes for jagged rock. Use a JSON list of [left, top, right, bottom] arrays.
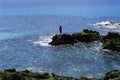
[[10, 74, 22, 80], [103, 39, 120, 52], [103, 32, 120, 40], [72, 29, 100, 42], [49, 34, 75, 45], [103, 70, 120, 80], [4, 68, 16, 72], [33, 73, 50, 79], [0, 69, 120, 80], [103, 32, 120, 52], [49, 29, 120, 52], [49, 29, 101, 45], [79, 76, 98, 80]]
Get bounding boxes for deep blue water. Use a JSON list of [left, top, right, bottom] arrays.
[[1, 5, 120, 18], [0, 15, 120, 78], [1, 0, 120, 17], [0, 0, 120, 78]]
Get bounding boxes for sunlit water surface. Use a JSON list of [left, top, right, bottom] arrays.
[[0, 15, 120, 78]]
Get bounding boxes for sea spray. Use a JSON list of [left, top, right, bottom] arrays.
[[33, 36, 52, 46], [92, 21, 120, 29]]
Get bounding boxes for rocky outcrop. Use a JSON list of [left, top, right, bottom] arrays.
[[49, 29, 120, 52], [102, 70, 120, 80], [0, 69, 120, 80], [102, 32, 120, 52], [49, 34, 75, 46], [49, 29, 101, 46], [72, 29, 101, 42]]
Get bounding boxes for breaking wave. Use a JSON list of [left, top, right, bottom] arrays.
[[33, 36, 52, 46], [92, 21, 120, 29]]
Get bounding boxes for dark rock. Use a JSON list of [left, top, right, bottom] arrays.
[[103, 70, 120, 80], [33, 73, 50, 79], [103, 32, 120, 52], [49, 29, 101, 46], [103, 39, 120, 52], [0, 69, 120, 80], [49, 34, 75, 45], [22, 70, 30, 73], [105, 24, 110, 26], [2, 73, 24, 80], [10, 74, 22, 80], [72, 29, 100, 42], [103, 32, 120, 40], [79, 76, 98, 80], [4, 68, 16, 72], [49, 29, 120, 52]]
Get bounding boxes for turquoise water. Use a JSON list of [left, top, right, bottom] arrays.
[[0, 0, 120, 78]]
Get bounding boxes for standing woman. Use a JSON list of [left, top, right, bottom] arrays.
[[59, 25, 62, 34]]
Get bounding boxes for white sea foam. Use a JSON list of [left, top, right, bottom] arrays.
[[26, 67, 44, 73], [92, 21, 120, 29], [91, 42, 103, 52], [33, 36, 52, 46]]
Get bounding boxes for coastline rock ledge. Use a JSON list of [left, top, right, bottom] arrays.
[[0, 69, 120, 80], [49, 29, 120, 52], [49, 29, 101, 45]]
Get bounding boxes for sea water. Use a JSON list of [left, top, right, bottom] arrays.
[[0, 0, 120, 78]]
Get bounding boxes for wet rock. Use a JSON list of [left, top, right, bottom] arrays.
[[4, 68, 16, 72], [79, 76, 98, 80], [72, 29, 100, 42], [2, 72, 24, 80], [103, 39, 120, 52], [103, 32, 120, 52], [103, 70, 120, 80], [49, 29, 101, 46], [0, 69, 120, 80], [49, 29, 120, 52], [33, 73, 50, 79], [49, 34, 75, 45], [103, 32, 120, 40], [10, 74, 23, 80]]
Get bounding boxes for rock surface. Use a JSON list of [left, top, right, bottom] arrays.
[[0, 69, 120, 80], [49, 29, 120, 52], [72, 29, 101, 42], [102, 32, 120, 52], [102, 70, 120, 80], [49, 29, 101, 45], [49, 34, 75, 46]]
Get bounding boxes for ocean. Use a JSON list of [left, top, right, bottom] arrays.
[[0, 0, 120, 78]]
